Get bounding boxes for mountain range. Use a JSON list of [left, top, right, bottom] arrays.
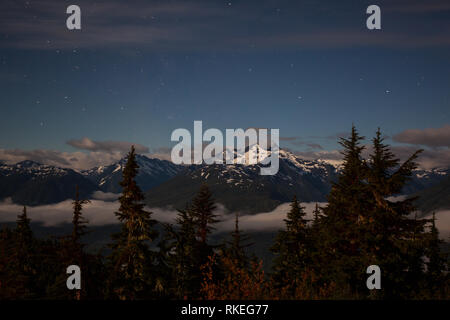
[[0, 160, 97, 206], [0, 148, 449, 214], [414, 176, 450, 215], [81, 154, 182, 193]]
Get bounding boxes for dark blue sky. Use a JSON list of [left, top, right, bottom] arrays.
[[1, 0, 449, 169]]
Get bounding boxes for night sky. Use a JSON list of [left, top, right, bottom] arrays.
[[1, 0, 449, 169]]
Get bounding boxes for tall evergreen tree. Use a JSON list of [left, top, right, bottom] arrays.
[[426, 212, 447, 297], [191, 184, 219, 244], [9, 207, 37, 298], [271, 196, 309, 292], [312, 203, 321, 229], [162, 186, 220, 299], [309, 203, 325, 280], [16, 206, 32, 247], [108, 146, 158, 300], [163, 205, 198, 299], [225, 212, 253, 270], [364, 128, 426, 298], [319, 126, 369, 295], [71, 185, 89, 250], [0, 226, 16, 298], [68, 186, 90, 300]]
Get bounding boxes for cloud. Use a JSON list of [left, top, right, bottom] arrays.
[[290, 139, 450, 170], [292, 149, 343, 162], [67, 137, 149, 153], [386, 0, 450, 13], [279, 137, 298, 142], [147, 147, 172, 161], [0, 199, 324, 232], [0, 198, 182, 226], [0, 143, 169, 171], [0, 0, 222, 50], [216, 202, 326, 233], [0, 198, 117, 226], [423, 210, 450, 240], [324, 132, 351, 140], [306, 143, 323, 150], [367, 144, 450, 170], [280, 137, 323, 150], [391, 146, 450, 170], [91, 191, 120, 201], [0, 148, 124, 171], [0, 199, 448, 239], [393, 125, 450, 148], [1, 0, 449, 50]]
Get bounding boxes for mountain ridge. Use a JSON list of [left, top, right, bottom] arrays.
[[1, 149, 449, 212]]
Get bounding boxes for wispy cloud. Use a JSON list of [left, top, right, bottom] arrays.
[[67, 137, 149, 153], [386, 0, 450, 13], [0, 136, 159, 170], [393, 124, 450, 148], [280, 137, 323, 150], [1, 199, 448, 238], [0, 148, 123, 170], [0, 198, 322, 232], [1, 0, 449, 50]]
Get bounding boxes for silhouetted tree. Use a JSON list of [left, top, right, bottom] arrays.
[[162, 205, 198, 299], [108, 146, 158, 300], [191, 184, 219, 244], [271, 196, 310, 293], [426, 212, 447, 298]]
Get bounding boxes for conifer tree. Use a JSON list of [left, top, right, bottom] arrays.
[[312, 203, 321, 228], [108, 146, 158, 300], [225, 212, 253, 270], [0, 227, 16, 298], [163, 186, 220, 299], [319, 126, 372, 295], [10, 207, 37, 298], [68, 186, 90, 300], [271, 196, 309, 292], [426, 212, 447, 297], [71, 185, 89, 250], [191, 184, 219, 244], [364, 128, 425, 298], [163, 205, 198, 299], [16, 206, 32, 247], [309, 203, 325, 280]]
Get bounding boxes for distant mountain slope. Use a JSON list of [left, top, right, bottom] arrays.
[[403, 168, 450, 194], [82, 154, 183, 193], [145, 148, 339, 214], [414, 176, 450, 215], [145, 147, 450, 214], [0, 160, 97, 205], [0, 151, 448, 209]]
